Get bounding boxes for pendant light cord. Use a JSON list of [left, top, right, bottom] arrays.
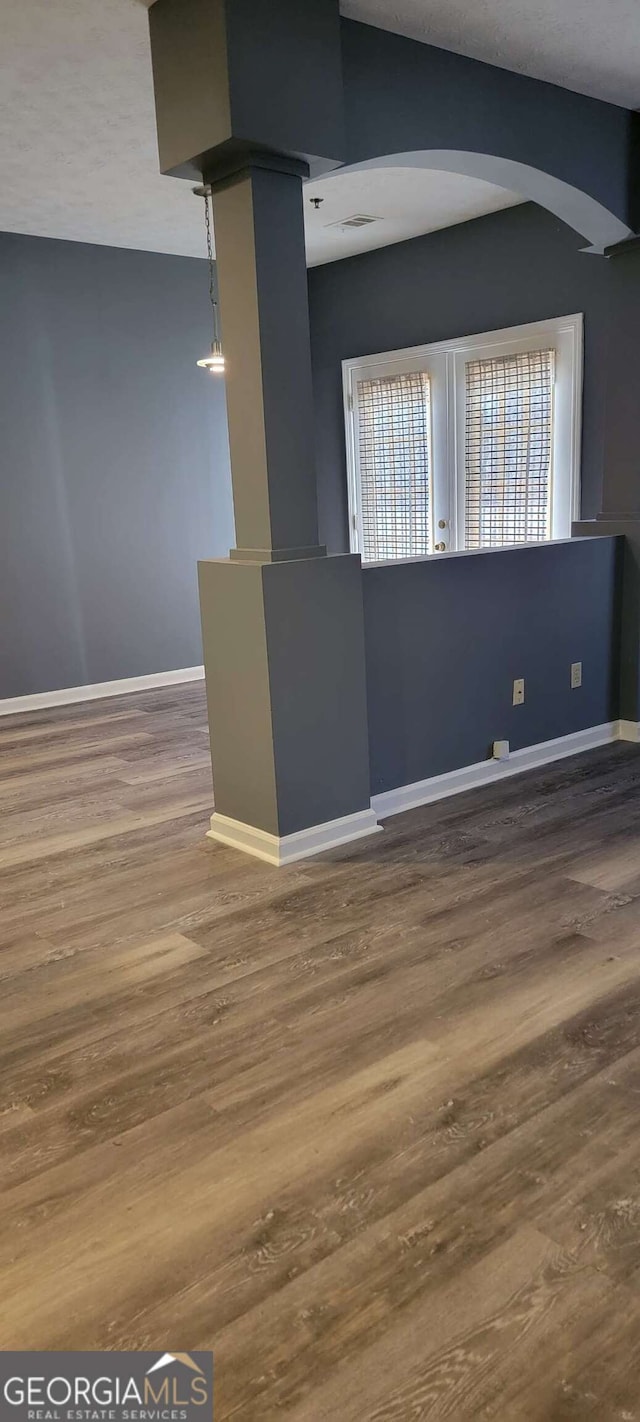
[[203, 189, 220, 344], [193, 182, 225, 372]]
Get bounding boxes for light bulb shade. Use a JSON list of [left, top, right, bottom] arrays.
[[197, 341, 225, 374]]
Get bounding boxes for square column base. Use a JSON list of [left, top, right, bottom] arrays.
[[198, 552, 375, 859], [574, 519, 640, 723]]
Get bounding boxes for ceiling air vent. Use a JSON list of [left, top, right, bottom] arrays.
[[327, 214, 379, 230]]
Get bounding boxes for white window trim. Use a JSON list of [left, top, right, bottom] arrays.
[[342, 313, 584, 561]]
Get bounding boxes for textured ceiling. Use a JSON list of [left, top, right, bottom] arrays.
[[305, 167, 519, 266], [0, 0, 521, 263], [342, 0, 640, 109], [0, 0, 206, 258]]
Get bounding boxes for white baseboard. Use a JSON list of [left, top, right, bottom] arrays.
[[2, 671, 636, 865], [210, 719, 626, 865], [0, 665, 205, 717], [617, 719, 640, 743], [372, 721, 622, 819], [207, 807, 382, 866]]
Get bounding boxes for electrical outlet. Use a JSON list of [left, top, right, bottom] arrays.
[[512, 678, 525, 707], [571, 661, 582, 689]]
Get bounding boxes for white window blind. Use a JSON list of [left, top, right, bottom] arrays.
[[344, 316, 581, 558], [464, 348, 555, 549], [355, 371, 432, 561]]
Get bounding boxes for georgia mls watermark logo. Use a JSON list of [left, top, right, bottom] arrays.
[[0, 1352, 214, 1422]]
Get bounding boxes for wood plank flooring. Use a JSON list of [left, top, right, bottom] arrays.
[[3, 684, 640, 1418]]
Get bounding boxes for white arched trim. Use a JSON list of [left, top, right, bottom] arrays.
[[335, 150, 633, 254]]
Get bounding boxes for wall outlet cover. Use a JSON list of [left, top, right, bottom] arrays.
[[571, 661, 583, 688], [492, 739, 510, 760], [512, 678, 525, 706]]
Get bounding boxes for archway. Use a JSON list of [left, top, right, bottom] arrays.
[[336, 151, 634, 254]]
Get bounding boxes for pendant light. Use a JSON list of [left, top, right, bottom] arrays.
[[194, 184, 225, 375]]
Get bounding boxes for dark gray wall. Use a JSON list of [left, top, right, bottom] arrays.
[[600, 244, 640, 517], [574, 517, 640, 723], [2, 206, 635, 709], [341, 19, 639, 232], [308, 202, 612, 554], [0, 232, 234, 698], [363, 537, 621, 795]]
